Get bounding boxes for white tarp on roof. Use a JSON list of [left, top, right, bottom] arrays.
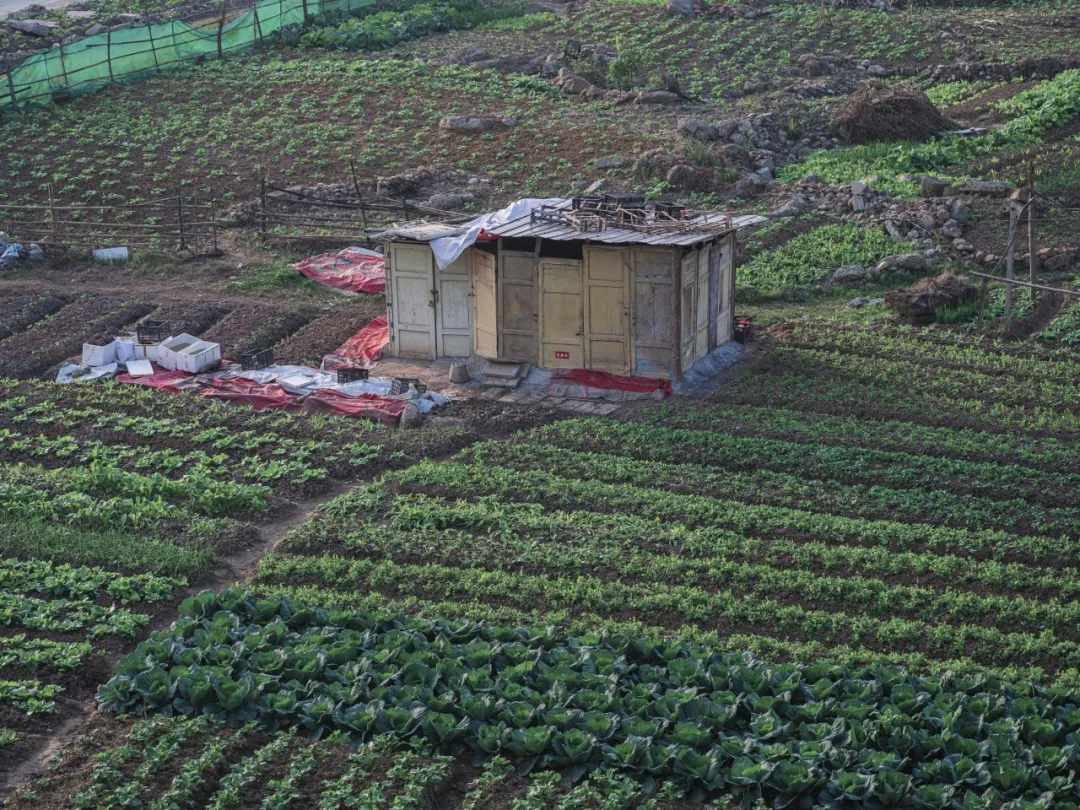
[[429, 198, 561, 270]]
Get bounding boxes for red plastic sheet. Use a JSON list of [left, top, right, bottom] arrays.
[[321, 316, 389, 371], [199, 377, 299, 412], [292, 248, 386, 294], [115, 365, 191, 394], [548, 369, 672, 400], [301, 388, 406, 426]]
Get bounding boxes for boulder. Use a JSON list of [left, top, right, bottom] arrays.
[[833, 265, 868, 284], [634, 90, 680, 105], [938, 219, 963, 239], [8, 18, 57, 36], [667, 0, 694, 14], [949, 200, 970, 223], [553, 70, 592, 95], [874, 253, 928, 275], [884, 220, 908, 241], [954, 180, 1011, 196], [85, 22, 107, 35], [425, 193, 474, 211], [953, 238, 975, 252], [594, 155, 628, 169], [676, 118, 718, 140], [772, 194, 810, 217], [107, 12, 143, 25], [399, 403, 424, 429], [849, 296, 884, 308], [885, 271, 975, 319], [916, 213, 936, 233], [666, 164, 696, 187], [803, 58, 831, 76], [1044, 252, 1074, 271], [438, 116, 517, 133], [921, 177, 949, 197], [851, 180, 868, 196], [851, 195, 866, 212]]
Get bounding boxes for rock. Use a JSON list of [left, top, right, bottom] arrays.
[[757, 166, 773, 182], [399, 403, 423, 429], [667, 0, 694, 14], [714, 118, 740, 140], [666, 164, 696, 187], [676, 118, 718, 140], [468, 177, 480, 186], [594, 155, 628, 169], [984, 254, 997, 265], [867, 64, 888, 76], [634, 90, 680, 105], [917, 213, 937, 233], [106, 12, 143, 25], [955, 179, 1011, 196], [833, 265, 868, 284], [949, 200, 970, 223], [553, 69, 593, 95], [8, 18, 57, 36], [875, 253, 928, 274], [803, 58, 831, 76], [439, 116, 516, 133], [860, 59, 873, 68], [802, 173, 823, 185], [772, 194, 810, 217], [584, 179, 608, 194], [426, 193, 473, 211], [885, 220, 908, 241], [851, 195, 867, 212], [851, 180, 868, 196], [921, 177, 949, 197], [938, 219, 964, 239], [732, 174, 764, 198], [849, 296, 884, 308], [1044, 252, 1074, 271], [953, 238, 975, 252]]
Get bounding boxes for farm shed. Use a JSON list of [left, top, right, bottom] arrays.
[[376, 199, 766, 381]]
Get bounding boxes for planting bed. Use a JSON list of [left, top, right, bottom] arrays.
[[272, 298, 386, 366], [198, 303, 322, 362]]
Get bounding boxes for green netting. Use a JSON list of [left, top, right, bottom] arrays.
[[1, 0, 373, 109]]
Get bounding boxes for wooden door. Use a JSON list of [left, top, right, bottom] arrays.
[[631, 248, 674, 378], [498, 251, 537, 362], [716, 236, 734, 344], [696, 247, 710, 361], [472, 249, 497, 359], [389, 243, 436, 359], [583, 246, 631, 374], [436, 250, 473, 357], [680, 250, 697, 373], [539, 258, 583, 369]]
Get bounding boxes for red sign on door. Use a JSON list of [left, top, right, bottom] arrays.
[[555, 351, 570, 359]]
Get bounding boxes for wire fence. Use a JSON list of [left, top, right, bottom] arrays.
[[0, 0, 374, 111]]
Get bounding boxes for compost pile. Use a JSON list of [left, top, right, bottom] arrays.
[[834, 81, 956, 144], [885, 271, 976, 319]]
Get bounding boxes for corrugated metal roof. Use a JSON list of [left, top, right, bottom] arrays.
[[377, 200, 767, 246]]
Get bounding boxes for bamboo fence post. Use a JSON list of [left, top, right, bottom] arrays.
[[2, 59, 18, 112], [210, 185, 218, 253], [977, 276, 988, 329], [48, 185, 58, 238], [349, 160, 368, 230], [177, 186, 186, 251], [217, 0, 228, 60], [57, 41, 70, 91], [144, 3, 160, 71], [1005, 208, 1016, 319], [106, 30, 116, 85], [253, 4, 263, 47], [259, 173, 268, 245], [1028, 162, 1037, 303], [302, 0, 309, 21]]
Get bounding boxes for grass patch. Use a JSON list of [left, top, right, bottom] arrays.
[[227, 263, 325, 294], [479, 11, 557, 29], [923, 80, 995, 108], [737, 223, 907, 298], [0, 521, 217, 577]]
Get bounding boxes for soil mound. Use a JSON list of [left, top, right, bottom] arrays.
[[835, 81, 956, 145], [885, 271, 976, 319]]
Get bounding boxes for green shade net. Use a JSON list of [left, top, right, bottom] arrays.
[[2, 0, 373, 109]]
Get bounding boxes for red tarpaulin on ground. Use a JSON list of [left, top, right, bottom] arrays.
[[548, 369, 672, 400], [292, 248, 386, 294], [300, 388, 406, 426], [199, 377, 299, 412], [115, 366, 192, 394], [321, 316, 389, 371]]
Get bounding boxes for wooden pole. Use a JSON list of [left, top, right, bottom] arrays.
[[106, 29, 115, 85], [144, 3, 160, 71], [1005, 208, 1016, 318], [1028, 162, 1037, 303], [177, 186, 186, 251], [210, 185, 218, 253], [48, 184, 58, 238], [3, 60, 18, 113], [977, 276, 988, 329], [259, 173, 268, 245], [302, 0, 309, 21], [217, 0, 228, 60], [253, 4, 263, 47], [349, 160, 368, 230], [967, 269, 1080, 298]]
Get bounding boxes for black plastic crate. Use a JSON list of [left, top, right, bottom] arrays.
[[240, 348, 274, 371], [391, 377, 427, 396], [337, 367, 369, 384], [734, 319, 754, 344], [571, 196, 603, 211], [654, 200, 686, 219], [136, 320, 170, 344]]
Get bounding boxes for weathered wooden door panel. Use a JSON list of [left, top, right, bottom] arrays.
[[539, 258, 583, 369], [472, 250, 498, 359], [437, 251, 473, 357], [390, 243, 436, 360], [631, 248, 674, 378], [498, 251, 537, 362], [583, 246, 631, 373], [716, 236, 734, 344], [708, 240, 721, 350], [680, 250, 697, 373], [696, 247, 710, 361]]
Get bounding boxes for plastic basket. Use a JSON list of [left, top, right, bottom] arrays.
[[136, 320, 170, 344], [391, 377, 427, 396], [239, 348, 274, 371], [337, 367, 369, 384]]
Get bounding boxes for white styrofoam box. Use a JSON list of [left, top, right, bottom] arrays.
[[82, 340, 117, 367], [133, 343, 161, 362], [125, 359, 154, 377], [158, 333, 199, 371], [174, 340, 221, 374], [115, 337, 136, 364]]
